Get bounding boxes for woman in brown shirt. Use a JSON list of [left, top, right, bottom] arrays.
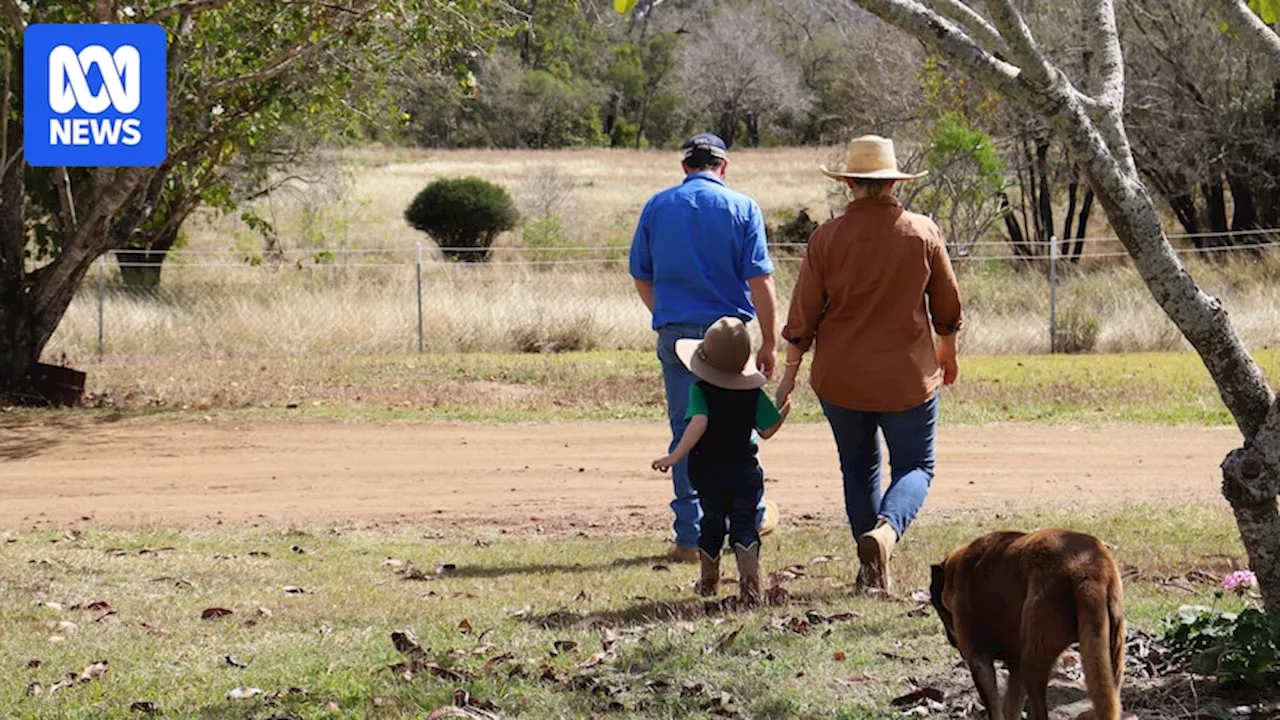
[[775, 135, 963, 593]]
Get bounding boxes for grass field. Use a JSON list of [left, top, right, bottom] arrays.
[[0, 505, 1254, 719], [59, 347, 1280, 426], [40, 147, 1280, 363]]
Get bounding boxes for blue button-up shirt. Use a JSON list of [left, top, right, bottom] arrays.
[[629, 172, 773, 330]]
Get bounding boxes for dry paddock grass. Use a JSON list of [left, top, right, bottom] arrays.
[[42, 147, 1280, 362]]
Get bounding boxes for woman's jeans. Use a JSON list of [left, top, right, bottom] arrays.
[[819, 390, 939, 540], [657, 322, 767, 550]]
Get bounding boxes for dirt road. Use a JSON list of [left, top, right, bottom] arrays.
[[0, 416, 1240, 531]]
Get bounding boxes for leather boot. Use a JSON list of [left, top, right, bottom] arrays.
[[696, 550, 720, 597], [733, 542, 762, 606], [856, 517, 898, 592]]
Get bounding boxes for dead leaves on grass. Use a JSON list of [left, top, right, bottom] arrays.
[[201, 607, 233, 620]]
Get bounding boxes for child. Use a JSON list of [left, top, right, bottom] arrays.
[[652, 316, 790, 605]]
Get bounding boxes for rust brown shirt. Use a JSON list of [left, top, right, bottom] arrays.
[[780, 196, 963, 412]]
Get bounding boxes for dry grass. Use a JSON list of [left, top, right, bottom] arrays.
[[40, 147, 1280, 363]]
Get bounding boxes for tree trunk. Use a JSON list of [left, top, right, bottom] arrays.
[[1202, 176, 1229, 241], [1225, 173, 1258, 235], [1000, 192, 1034, 258], [1034, 137, 1055, 247], [117, 224, 181, 289], [1070, 187, 1094, 263]]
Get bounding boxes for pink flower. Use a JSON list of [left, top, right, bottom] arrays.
[[1223, 569, 1258, 592]]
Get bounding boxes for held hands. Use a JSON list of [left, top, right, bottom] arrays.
[[652, 454, 679, 473], [756, 342, 777, 380]]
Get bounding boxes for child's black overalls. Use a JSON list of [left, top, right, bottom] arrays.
[[688, 381, 765, 558]]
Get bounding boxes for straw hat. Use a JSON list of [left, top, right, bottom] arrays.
[[675, 317, 765, 391], [820, 134, 927, 181]]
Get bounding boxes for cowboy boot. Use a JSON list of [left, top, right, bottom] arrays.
[[695, 549, 720, 597], [733, 542, 762, 606], [856, 517, 898, 592]]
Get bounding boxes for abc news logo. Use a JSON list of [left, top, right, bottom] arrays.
[[25, 24, 167, 167], [48, 44, 144, 147]]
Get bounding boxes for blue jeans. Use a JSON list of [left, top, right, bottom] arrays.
[[692, 459, 764, 558], [657, 323, 767, 549], [819, 390, 939, 540]]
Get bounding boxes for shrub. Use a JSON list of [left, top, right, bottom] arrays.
[[1053, 305, 1100, 354], [523, 216, 582, 264], [1162, 605, 1280, 688], [404, 178, 519, 263]]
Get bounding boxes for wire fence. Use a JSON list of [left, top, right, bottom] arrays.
[[45, 229, 1280, 363]]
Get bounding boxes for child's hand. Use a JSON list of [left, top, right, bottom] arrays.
[[652, 455, 678, 472], [778, 396, 793, 420]]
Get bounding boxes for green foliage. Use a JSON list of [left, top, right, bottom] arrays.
[[1248, 0, 1280, 25], [404, 178, 519, 262], [926, 115, 1004, 191], [522, 216, 583, 263], [1163, 606, 1280, 688]]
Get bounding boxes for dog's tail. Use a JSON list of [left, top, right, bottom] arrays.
[[1075, 572, 1124, 720]]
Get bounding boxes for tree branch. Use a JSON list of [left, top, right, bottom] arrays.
[[1216, 0, 1280, 72], [819, 0, 1025, 101], [927, 0, 1006, 52], [144, 0, 233, 25], [1, 0, 25, 33], [983, 0, 1055, 87], [1083, 0, 1138, 178]]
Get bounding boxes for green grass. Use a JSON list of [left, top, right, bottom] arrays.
[[47, 347, 1280, 426], [0, 505, 1253, 719]]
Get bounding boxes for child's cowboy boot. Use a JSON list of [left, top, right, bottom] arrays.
[[696, 550, 720, 597], [857, 516, 898, 592], [733, 542, 763, 606]]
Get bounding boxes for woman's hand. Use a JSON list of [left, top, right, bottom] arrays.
[[937, 334, 959, 385]]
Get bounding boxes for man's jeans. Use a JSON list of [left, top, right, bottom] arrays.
[[657, 323, 767, 550], [819, 390, 939, 540]]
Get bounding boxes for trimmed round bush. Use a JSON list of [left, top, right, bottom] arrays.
[[404, 177, 519, 262]]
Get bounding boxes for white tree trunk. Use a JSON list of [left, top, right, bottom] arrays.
[[826, 0, 1280, 614]]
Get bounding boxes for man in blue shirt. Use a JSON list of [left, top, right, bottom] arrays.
[[629, 132, 779, 563]]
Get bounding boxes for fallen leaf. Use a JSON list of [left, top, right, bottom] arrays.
[[140, 622, 165, 635], [228, 687, 263, 701], [651, 564, 670, 572], [381, 557, 405, 568], [457, 618, 473, 634], [827, 612, 861, 622], [709, 625, 742, 653], [837, 672, 876, 686], [483, 652, 515, 670], [249, 551, 270, 558], [138, 547, 176, 556], [425, 662, 472, 682], [833, 651, 846, 661], [42, 601, 64, 611], [580, 651, 613, 668], [50, 620, 80, 633], [322, 700, 340, 711], [290, 545, 309, 554], [910, 588, 931, 604], [49, 674, 76, 694], [27, 659, 41, 668], [436, 563, 457, 575], [201, 607, 233, 620], [257, 606, 273, 617], [226, 655, 249, 669], [574, 590, 590, 602], [130, 701, 158, 713], [890, 687, 946, 707], [283, 586, 306, 595], [552, 639, 578, 655], [809, 555, 839, 564], [86, 601, 114, 612], [25, 683, 42, 696], [79, 660, 109, 682], [510, 604, 532, 618]]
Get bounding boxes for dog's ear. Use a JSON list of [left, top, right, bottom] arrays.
[[929, 563, 945, 600]]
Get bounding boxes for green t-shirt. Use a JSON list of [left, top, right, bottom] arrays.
[[685, 384, 783, 432]]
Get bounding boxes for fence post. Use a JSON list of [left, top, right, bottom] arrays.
[[97, 254, 105, 360], [1048, 235, 1058, 355], [415, 242, 424, 354]]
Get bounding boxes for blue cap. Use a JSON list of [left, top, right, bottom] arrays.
[[681, 132, 728, 160]]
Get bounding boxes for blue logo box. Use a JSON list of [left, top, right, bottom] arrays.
[[24, 23, 167, 167]]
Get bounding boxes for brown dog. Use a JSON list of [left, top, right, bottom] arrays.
[[929, 529, 1128, 720]]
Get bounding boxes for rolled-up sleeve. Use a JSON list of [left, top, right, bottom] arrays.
[[739, 202, 774, 279], [925, 232, 963, 335], [629, 201, 653, 281], [780, 231, 826, 352]]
